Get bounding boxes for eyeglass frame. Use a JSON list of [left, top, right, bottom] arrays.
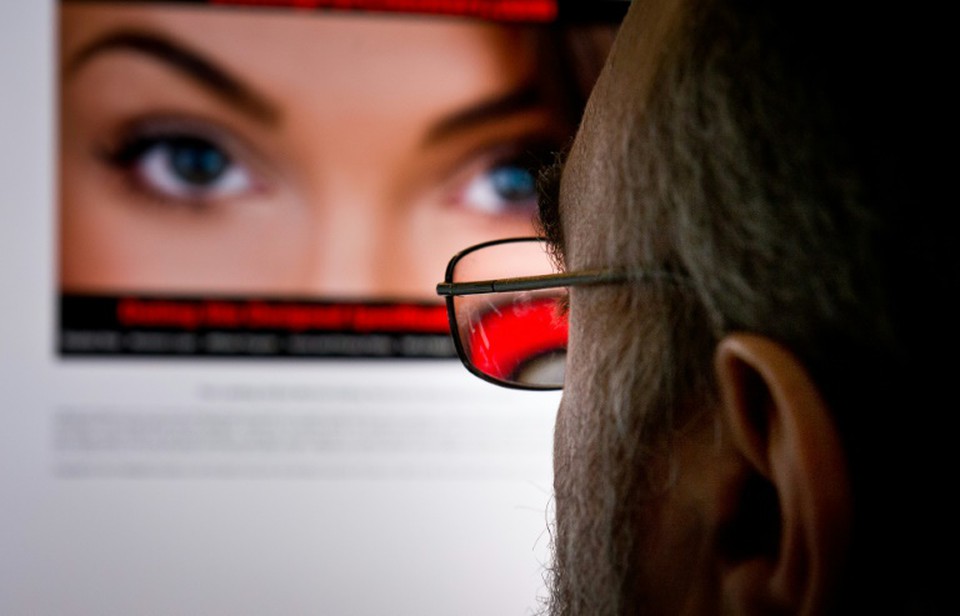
[[436, 236, 680, 391]]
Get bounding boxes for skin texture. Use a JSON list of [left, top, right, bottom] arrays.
[[548, 4, 704, 610], [60, 3, 573, 300], [544, 1, 866, 613]]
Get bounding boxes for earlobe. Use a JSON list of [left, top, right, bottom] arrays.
[[714, 334, 851, 615]]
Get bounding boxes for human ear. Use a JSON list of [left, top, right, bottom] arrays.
[[713, 334, 851, 615]]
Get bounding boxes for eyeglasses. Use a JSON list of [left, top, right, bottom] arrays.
[[436, 237, 644, 390]]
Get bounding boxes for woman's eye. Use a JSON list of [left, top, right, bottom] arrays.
[[110, 134, 255, 202], [461, 161, 538, 216]]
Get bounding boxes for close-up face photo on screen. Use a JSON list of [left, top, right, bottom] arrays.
[[8, 0, 955, 614], [56, 0, 609, 359], [59, 2, 577, 300]]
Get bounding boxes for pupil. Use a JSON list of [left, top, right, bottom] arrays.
[[170, 138, 228, 185], [491, 166, 535, 201]]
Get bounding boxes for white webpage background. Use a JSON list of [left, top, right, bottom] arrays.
[[0, 2, 561, 614]]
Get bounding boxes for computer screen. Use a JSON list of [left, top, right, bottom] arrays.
[[1, 1, 623, 613]]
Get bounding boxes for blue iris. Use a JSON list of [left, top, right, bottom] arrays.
[[489, 165, 537, 203], [168, 137, 230, 186]]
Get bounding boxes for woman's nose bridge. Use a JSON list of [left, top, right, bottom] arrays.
[[301, 187, 401, 298]]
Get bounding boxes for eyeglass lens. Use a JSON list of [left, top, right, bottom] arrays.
[[451, 240, 567, 388]]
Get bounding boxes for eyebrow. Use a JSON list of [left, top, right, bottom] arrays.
[[64, 29, 281, 125], [423, 84, 547, 146], [536, 154, 567, 267]]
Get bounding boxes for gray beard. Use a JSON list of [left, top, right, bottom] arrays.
[[541, 287, 706, 616], [545, 471, 628, 616], [534, 250, 721, 611], [542, 340, 661, 616], [545, 422, 659, 616]]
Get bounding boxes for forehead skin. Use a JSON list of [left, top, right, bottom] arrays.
[[559, 0, 684, 270], [60, 4, 539, 126]]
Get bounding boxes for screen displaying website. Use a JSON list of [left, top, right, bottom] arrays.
[[0, 1, 621, 613]]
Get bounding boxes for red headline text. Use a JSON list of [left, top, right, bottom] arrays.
[[117, 298, 451, 334]]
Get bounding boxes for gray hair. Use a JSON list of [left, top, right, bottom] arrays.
[[555, 0, 955, 612]]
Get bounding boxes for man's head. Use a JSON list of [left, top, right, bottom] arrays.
[[542, 0, 955, 613]]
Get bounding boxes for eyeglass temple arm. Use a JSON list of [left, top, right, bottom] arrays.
[[436, 270, 633, 297]]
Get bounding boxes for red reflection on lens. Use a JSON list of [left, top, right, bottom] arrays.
[[468, 297, 567, 380]]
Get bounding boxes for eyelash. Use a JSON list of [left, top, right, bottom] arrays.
[[98, 118, 262, 208], [99, 118, 558, 220], [455, 144, 555, 218]]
